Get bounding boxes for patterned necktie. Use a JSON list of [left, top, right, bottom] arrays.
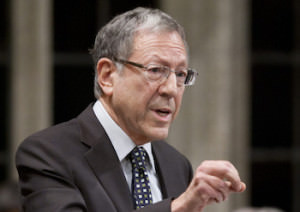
[[130, 146, 153, 209]]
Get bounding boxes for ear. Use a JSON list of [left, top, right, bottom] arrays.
[[96, 58, 116, 96]]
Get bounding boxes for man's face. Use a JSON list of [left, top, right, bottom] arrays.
[[105, 31, 187, 145]]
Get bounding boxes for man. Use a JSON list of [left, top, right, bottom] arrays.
[[16, 7, 246, 212]]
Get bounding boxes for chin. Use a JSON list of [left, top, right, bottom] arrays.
[[148, 128, 169, 141]]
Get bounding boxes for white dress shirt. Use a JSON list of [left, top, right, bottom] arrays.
[[93, 100, 163, 203]]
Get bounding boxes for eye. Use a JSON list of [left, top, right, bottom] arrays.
[[147, 66, 164, 74], [175, 70, 187, 78]]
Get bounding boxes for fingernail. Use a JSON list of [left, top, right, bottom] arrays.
[[238, 184, 242, 191]]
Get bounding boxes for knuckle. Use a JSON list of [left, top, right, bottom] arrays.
[[223, 161, 233, 168]]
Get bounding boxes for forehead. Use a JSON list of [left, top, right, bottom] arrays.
[[131, 31, 188, 65]]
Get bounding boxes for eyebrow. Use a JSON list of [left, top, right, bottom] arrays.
[[145, 55, 188, 68]]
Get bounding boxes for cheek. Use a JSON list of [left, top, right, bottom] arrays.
[[129, 79, 157, 101], [118, 79, 155, 111]]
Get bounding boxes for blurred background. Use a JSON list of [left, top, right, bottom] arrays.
[[0, 0, 299, 212]]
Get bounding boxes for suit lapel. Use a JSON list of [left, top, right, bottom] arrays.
[[76, 104, 189, 210], [78, 105, 133, 212], [152, 142, 174, 198], [152, 141, 188, 199], [85, 138, 133, 212]]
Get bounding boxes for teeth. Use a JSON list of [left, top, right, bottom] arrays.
[[158, 112, 167, 116], [156, 110, 170, 115]]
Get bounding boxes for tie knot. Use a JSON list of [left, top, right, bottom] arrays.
[[130, 146, 148, 170]]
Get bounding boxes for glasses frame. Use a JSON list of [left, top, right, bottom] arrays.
[[113, 58, 198, 86]]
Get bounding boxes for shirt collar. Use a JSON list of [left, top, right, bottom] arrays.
[[92, 100, 155, 168]]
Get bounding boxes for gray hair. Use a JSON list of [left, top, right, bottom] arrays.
[[89, 7, 188, 98]]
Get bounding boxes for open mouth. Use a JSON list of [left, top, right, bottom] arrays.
[[155, 109, 171, 117]]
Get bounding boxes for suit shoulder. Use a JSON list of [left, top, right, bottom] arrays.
[[20, 118, 80, 147], [16, 118, 85, 167], [15, 118, 88, 178], [19, 103, 96, 149]]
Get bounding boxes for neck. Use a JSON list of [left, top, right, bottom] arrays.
[[99, 98, 151, 145]]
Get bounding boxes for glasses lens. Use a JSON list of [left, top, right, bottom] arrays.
[[184, 70, 196, 86], [174, 69, 187, 86], [145, 65, 166, 80]]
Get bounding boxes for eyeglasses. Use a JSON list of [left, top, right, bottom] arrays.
[[114, 58, 198, 86]]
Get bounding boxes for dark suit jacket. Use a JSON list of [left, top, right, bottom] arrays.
[[16, 104, 193, 212]]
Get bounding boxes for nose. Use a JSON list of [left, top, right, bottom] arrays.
[[158, 72, 178, 97]]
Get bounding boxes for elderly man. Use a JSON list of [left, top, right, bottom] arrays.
[[16, 7, 245, 212]]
